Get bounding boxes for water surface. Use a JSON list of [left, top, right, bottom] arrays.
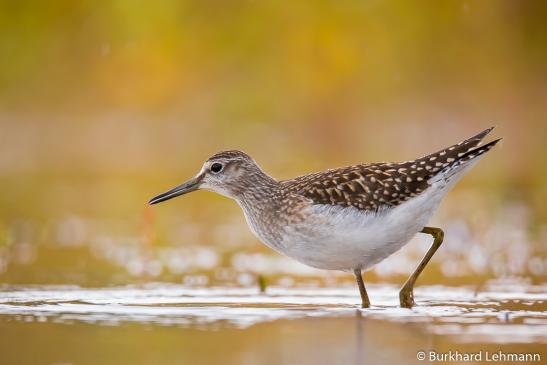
[[1, 283, 545, 364]]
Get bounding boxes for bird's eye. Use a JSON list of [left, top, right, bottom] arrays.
[[210, 162, 224, 173]]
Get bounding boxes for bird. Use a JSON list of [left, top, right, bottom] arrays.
[[149, 127, 501, 308]]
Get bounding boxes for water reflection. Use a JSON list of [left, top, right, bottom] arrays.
[[0, 283, 545, 344]]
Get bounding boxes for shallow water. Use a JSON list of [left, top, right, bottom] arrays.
[[0, 283, 545, 365]]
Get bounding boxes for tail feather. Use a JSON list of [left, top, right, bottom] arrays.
[[423, 126, 495, 161], [456, 138, 502, 165], [430, 137, 502, 184], [458, 126, 495, 148]]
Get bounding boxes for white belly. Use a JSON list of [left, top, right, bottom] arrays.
[[277, 185, 447, 271]]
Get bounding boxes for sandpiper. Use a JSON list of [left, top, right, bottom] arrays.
[[150, 127, 501, 308]]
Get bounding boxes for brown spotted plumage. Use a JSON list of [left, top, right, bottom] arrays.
[[282, 127, 500, 212]]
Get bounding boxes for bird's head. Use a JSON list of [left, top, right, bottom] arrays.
[[149, 150, 271, 204]]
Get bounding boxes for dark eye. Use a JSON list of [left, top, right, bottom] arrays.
[[210, 162, 223, 173]]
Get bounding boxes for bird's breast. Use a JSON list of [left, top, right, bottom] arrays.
[[237, 185, 446, 270]]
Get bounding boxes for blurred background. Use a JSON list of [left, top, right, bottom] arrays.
[[0, 0, 545, 288]]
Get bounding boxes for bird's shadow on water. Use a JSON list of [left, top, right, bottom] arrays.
[[355, 310, 366, 365]]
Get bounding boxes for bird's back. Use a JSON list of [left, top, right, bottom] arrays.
[[282, 127, 500, 213]]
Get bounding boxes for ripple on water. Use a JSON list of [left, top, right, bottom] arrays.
[[0, 284, 545, 343]]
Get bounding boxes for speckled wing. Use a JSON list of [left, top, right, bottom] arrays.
[[283, 127, 500, 212]]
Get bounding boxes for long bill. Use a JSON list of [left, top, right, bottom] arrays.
[[149, 175, 202, 205]]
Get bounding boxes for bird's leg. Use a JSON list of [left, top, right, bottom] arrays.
[[399, 227, 444, 308], [257, 274, 267, 293], [353, 269, 370, 308]]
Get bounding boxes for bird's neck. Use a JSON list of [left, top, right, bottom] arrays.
[[235, 172, 286, 247], [236, 169, 281, 206]]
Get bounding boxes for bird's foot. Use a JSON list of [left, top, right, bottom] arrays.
[[399, 286, 415, 308]]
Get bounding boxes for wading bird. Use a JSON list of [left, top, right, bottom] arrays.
[[150, 127, 500, 308]]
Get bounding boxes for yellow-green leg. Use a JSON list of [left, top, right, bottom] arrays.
[[399, 227, 444, 308], [257, 274, 267, 293], [354, 269, 370, 308]]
